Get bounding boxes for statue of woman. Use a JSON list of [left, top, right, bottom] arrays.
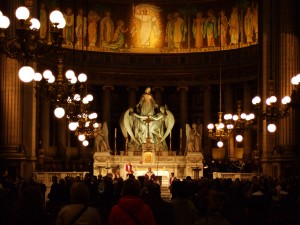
[[136, 87, 158, 116]]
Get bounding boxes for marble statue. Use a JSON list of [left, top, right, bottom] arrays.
[[120, 87, 175, 151], [186, 123, 203, 152], [94, 122, 110, 152]]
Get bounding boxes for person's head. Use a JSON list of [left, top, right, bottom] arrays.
[[145, 87, 151, 93], [148, 167, 152, 172], [171, 172, 174, 177], [122, 178, 141, 196], [70, 181, 90, 204]]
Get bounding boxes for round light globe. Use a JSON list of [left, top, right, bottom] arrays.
[[0, 15, 10, 29], [50, 10, 63, 24], [217, 141, 224, 148], [78, 73, 87, 82], [82, 140, 89, 146], [19, 66, 34, 82], [78, 134, 86, 141], [236, 135, 243, 142], [68, 122, 78, 131], [15, 6, 30, 20], [30, 18, 40, 30], [54, 107, 65, 118], [267, 123, 276, 133]]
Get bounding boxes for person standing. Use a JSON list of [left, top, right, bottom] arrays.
[[173, 11, 187, 49], [100, 11, 114, 46], [125, 161, 134, 177], [145, 167, 156, 181], [108, 178, 156, 225], [192, 12, 205, 49]]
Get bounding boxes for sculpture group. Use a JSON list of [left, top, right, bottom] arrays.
[[120, 87, 175, 151]]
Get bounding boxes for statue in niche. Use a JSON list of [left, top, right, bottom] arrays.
[[186, 123, 203, 153], [94, 122, 110, 152], [120, 87, 175, 151]]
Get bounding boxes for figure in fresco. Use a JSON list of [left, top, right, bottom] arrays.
[[39, 3, 47, 39], [165, 13, 174, 49], [228, 6, 239, 45], [133, 4, 161, 47], [88, 10, 100, 47], [94, 122, 110, 152], [75, 9, 87, 47], [244, 6, 254, 43], [252, 2, 258, 41], [203, 9, 217, 47], [63, 7, 74, 45], [100, 10, 114, 47], [218, 9, 228, 46], [186, 123, 203, 152], [192, 11, 206, 49], [120, 87, 175, 151], [109, 19, 128, 50], [173, 11, 187, 49]]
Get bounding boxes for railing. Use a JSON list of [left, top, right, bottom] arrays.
[[213, 172, 261, 181]]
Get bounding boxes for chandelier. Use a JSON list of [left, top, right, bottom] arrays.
[[252, 94, 291, 133], [224, 101, 255, 142], [0, 5, 66, 67], [67, 90, 99, 146], [207, 45, 233, 148]]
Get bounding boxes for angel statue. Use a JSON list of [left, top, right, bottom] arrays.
[[120, 87, 175, 151], [186, 123, 203, 152], [94, 122, 110, 152]]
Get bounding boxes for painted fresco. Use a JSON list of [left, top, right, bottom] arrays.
[[38, 0, 258, 53]]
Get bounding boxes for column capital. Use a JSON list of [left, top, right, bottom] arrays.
[[152, 86, 164, 92], [176, 86, 188, 92], [103, 85, 114, 91], [126, 86, 139, 92]]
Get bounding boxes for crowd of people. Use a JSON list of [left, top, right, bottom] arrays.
[[1, 168, 300, 225]]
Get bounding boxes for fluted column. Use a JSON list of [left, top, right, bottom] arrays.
[[0, 57, 23, 151], [278, 0, 299, 156], [243, 83, 252, 161], [177, 86, 188, 155], [224, 84, 234, 160], [261, 0, 275, 176], [127, 86, 138, 109], [203, 85, 211, 159], [153, 86, 164, 106]]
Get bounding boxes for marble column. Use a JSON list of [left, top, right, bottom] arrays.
[[261, 0, 275, 176], [153, 87, 164, 106], [203, 85, 211, 159], [177, 86, 188, 155], [127, 86, 138, 109], [278, 0, 299, 156]]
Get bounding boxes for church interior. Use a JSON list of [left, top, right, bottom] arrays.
[[0, 0, 300, 224]]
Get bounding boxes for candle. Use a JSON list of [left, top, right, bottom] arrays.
[[180, 128, 182, 138], [114, 128, 117, 138], [170, 130, 172, 138]]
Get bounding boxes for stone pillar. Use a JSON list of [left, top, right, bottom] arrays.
[[102, 86, 114, 125], [127, 86, 138, 109], [260, 0, 275, 176], [177, 86, 188, 155], [224, 84, 235, 160], [243, 83, 252, 161], [278, 0, 299, 155], [0, 57, 25, 175], [153, 87, 164, 106], [203, 85, 211, 159]]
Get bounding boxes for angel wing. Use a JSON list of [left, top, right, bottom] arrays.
[[160, 109, 175, 142], [119, 111, 128, 138], [102, 122, 110, 150], [123, 108, 139, 144]]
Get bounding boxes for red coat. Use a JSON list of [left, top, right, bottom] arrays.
[[108, 196, 157, 225]]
